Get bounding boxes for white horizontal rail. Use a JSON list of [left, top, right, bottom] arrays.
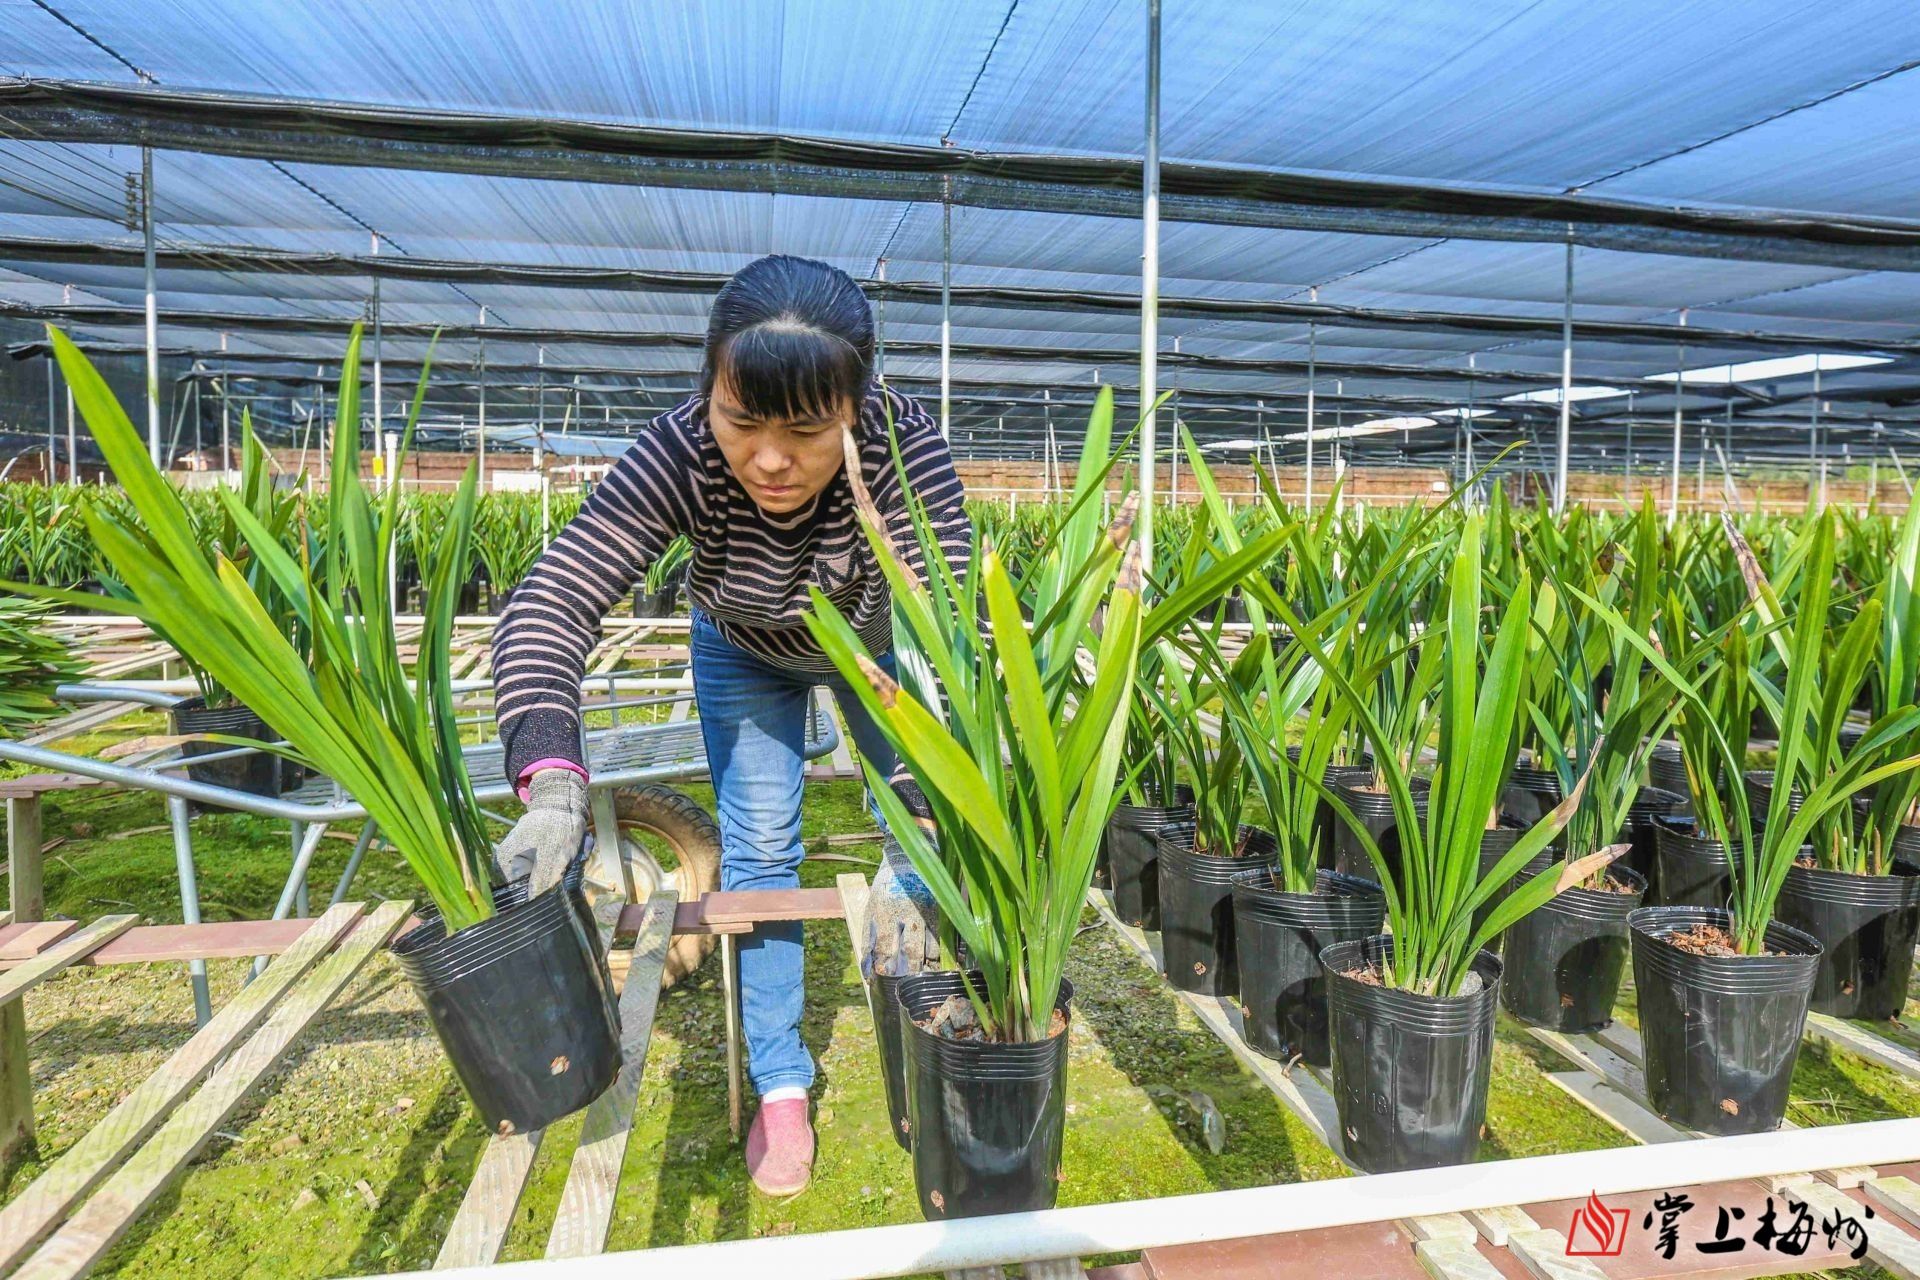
[[409, 1117, 1920, 1280]]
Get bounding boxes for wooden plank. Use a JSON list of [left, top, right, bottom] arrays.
[[1025, 1260, 1086, 1280], [1590, 1021, 1645, 1063], [0, 920, 78, 962], [0, 776, 104, 800], [1526, 1028, 1650, 1100], [434, 1131, 546, 1271], [1806, 1012, 1920, 1082], [545, 892, 678, 1259], [1543, 1071, 1687, 1144], [1415, 1239, 1507, 1280], [0, 915, 427, 970], [664, 901, 749, 937], [1405, 1214, 1481, 1243], [10, 900, 410, 1280], [1865, 1175, 1920, 1233], [0, 916, 138, 1006], [696, 887, 845, 925], [1790, 1178, 1920, 1280], [0, 905, 367, 1274], [1467, 1204, 1535, 1247]]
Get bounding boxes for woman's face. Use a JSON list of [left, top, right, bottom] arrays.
[[708, 376, 854, 515]]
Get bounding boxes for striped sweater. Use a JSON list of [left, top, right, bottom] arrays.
[[492, 382, 971, 785]]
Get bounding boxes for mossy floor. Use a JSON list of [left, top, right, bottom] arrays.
[[3, 756, 1917, 1278]]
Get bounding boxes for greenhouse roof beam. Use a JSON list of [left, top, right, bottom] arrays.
[[0, 299, 1776, 397], [1, 234, 1910, 358], [6, 78, 1920, 273]]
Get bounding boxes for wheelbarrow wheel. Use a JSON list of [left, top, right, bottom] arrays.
[[611, 784, 722, 988]]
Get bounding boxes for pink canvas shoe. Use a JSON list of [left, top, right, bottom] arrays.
[[746, 1097, 814, 1195]]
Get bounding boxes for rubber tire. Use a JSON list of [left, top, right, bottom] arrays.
[[611, 784, 723, 988]]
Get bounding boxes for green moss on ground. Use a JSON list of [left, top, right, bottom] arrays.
[[5, 765, 1920, 1278]]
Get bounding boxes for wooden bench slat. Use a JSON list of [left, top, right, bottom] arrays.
[[0, 920, 79, 961], [0, 904, 367, 1274], [0, 916, 136, 1002], [10, 901, 410, 1280], [695, 887, 846, 924], [433, 1131, 546, 1271], [545, 892, 679, 1259]]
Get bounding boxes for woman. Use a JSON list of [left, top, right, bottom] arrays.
[[490, 254, 965, 1195]]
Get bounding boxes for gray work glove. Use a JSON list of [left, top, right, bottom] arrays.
[[887, 770, 936, 833], [866, 834, 941, 980], [494, 768, 588, 896]]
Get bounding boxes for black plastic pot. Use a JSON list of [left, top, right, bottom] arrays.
[[870, 971, 912, 1149], [1232, 869, 1384, 1066], [1509, 764, 1563, 810], [1500, 864, 1646, 1033], [1329, 777, 1429, 882], [1106, 784, 1194, 930], [632, 582, 680, 618], [171, 696, 296, 807], [1219, 592, 1249, 624], [1314, 755, 1376, 870], [1159, 825, 1278, 997], [1628, 906, 1821, 1136], [1773, 861, 1920, 1020], [1619, 787, 1688, 886], [897, 970, 1073, 1220], [1651, 817, 1732, 910], [1323, 936, 1503, 1173], [391, 870, 621, 1136], [1648, 741, 1692, 800], [1744, 770, 1805, 836], [1470, 822, 1527, 950]]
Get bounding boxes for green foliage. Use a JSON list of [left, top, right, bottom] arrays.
[[8, 326, 498, 932], [0, 597, 82, 733]]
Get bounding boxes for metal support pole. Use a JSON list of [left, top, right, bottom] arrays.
[[477, 306, 489, 489], [65, 377, 75, 483], [940, 180, 952, 439], [167, 795, 212, 1025], [45, 356, 56, 485], [538, 348, 551, 545], [220, 332, 231, 480], [1305, 312, 1317, 510], [1169, 335, 1180, 505], [1811, 357, 1824, 511], [1554, 236, 1573, 514], [1624, 391, 1634, 501], [875, 258, 887, 380], [1138, 0, 1161, 570], [1668, 312, 1687, 526], [370, 233, 383, 463], [142, 147, 161, 467]]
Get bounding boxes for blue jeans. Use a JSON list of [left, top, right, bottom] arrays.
[[690, 610, 899, 1096]]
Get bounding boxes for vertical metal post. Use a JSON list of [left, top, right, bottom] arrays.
[[477, 306, 489, 489], [1305, 312, 1317, 510], [1169, 335, 1180, 504], [874, 258, 887, 380], [142, 146, 161, 467], [1554, 235, 1573, 514], [940, 180, 952, 439], [1464, 355, 1476, 501], [1811, 356, 1824, 511], [44, 356, 56, 485], [1624, 392, 1634, 502], [370, 234, 383, 463], [538, 347, 551, 545], [1668, 312, 1687, 526], [1138, 0, 1162, 570], [65, 376, 75, 483], [220, 332, 231, 480]]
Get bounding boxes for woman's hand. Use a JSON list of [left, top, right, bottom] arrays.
[[494, 768, 588, 894], [866, 835, 940, 978]]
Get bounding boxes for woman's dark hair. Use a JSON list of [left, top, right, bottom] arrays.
[[702, 254, 875, 422]]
